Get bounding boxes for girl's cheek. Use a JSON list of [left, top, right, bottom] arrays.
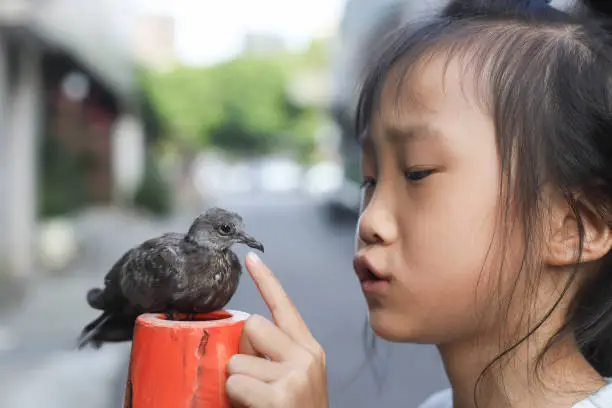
[[397, 173, 505, 286]]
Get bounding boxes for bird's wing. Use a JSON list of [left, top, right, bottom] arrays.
[[118, 233, 188, 311], [86, 250, 132, 311]]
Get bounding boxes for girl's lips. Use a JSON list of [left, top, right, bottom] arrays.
[[353, 254, 390, 283], [361, 279, 390, 295]]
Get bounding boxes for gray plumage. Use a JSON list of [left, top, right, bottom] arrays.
[[77, 207, 264, 349]]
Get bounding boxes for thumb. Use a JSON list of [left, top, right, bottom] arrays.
[[226, 374, 270, 408]]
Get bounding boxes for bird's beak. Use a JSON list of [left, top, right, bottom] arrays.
[[239, 233, 264, 252]]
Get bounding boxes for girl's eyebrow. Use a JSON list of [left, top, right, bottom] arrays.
[[386, 123, 444, 145], [358, 123, 443, 148]]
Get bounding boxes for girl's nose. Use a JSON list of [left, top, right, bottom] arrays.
[[357, 191, 398, 246]]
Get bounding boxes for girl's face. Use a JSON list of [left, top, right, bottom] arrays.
[[355, 56, 525, 344]]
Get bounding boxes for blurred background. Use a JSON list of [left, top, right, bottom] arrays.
[[0, 0, 477, 406]]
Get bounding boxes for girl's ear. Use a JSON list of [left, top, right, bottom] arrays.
[[545, 192, 612, 266]]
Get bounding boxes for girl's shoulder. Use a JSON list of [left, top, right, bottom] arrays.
[[417, 378, 612, 408], [416, 388, 452, 408], [572, 377, 612, 408]]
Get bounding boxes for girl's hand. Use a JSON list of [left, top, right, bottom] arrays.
[[225, 253, 329, 408]]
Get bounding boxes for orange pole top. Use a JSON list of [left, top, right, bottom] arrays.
[[123, 310, 249, 408]]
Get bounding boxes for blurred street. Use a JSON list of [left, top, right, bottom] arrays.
[[0, 192, 448, 408], [0, 2, 453, 404]]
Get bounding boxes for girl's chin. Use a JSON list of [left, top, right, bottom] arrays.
[[367, 308, 412, 342], [367, 308, 437, 344]]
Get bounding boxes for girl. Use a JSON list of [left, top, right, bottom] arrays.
[[225, 0, 612, 407]]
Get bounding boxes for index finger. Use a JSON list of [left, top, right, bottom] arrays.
[[245, 252, 313, 345]]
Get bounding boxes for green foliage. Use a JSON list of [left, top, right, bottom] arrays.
[[139, 66, 223, 147], [133, 152, 173, 217], [39, 137, 89, 218], [139, 39, 329, 161], [205, 57, 289, 155]]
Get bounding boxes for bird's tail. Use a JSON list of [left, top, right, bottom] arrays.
[[77, 311, 137, 350]]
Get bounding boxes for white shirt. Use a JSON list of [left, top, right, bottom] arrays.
[[418, 378, 612, 408]]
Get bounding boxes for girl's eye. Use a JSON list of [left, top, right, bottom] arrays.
[[405, 169, 434, 182]]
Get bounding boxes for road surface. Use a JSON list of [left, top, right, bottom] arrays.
[[0, 191, 449, 407], [211, 191, 450, 407]]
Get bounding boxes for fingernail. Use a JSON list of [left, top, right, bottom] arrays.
[[247, 252, 261, 264]]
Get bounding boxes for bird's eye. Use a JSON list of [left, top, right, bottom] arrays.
[[219, 224, 233, 235]]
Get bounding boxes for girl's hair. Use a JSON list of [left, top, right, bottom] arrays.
[[356, 0, 612, 404]]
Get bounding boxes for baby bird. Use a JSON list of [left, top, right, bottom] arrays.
[[77, 207, 264, 349]]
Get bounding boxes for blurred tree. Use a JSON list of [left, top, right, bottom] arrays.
[[205, 57, 288, 156], [139, 66, 222, 149], [39, 136, 89, 218], [133, 150, 173, 217], [139, 38, 330, 164]]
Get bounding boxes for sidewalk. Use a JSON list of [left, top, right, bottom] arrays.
[[0, 271, 131, 408], [0, 207, 199, 408]]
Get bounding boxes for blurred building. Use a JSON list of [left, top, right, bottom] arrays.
[[0, 0, 153, 280], [133, 13, 176, 72], [241, 32, 286, 56]]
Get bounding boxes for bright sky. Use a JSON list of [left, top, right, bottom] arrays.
[[135, 0, 347, 66]]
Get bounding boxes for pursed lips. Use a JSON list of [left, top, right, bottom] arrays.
[[353, 253, 389, 282]]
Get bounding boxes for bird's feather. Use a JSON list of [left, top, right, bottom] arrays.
[[118, 233, 188, 312], [77, 207, 262, 350]]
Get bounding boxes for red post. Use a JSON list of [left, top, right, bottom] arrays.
[[123, 310, 249, 408]]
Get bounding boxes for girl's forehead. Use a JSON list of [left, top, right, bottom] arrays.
[[372, 55, 482, 139]]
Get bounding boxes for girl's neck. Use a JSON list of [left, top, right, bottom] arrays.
[[438, 334, 606, 408]]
